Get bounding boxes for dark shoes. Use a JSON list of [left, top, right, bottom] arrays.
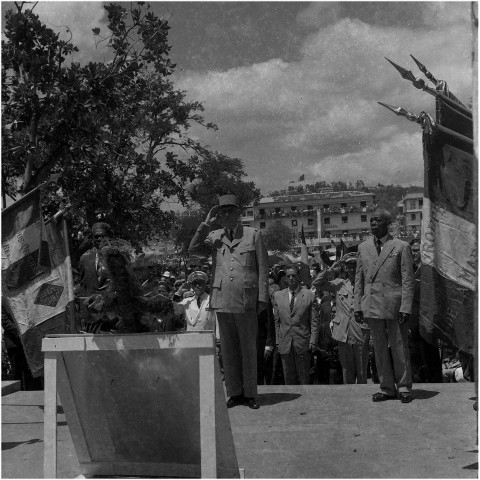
[[245, 397, 260, 409], [399, 392, 413, 403], [226, 394, 245, 408], [372, 392, 397, 402], [226, 395, 260, 409]]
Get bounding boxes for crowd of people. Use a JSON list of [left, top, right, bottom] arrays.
[[1, 196, 472, 400]]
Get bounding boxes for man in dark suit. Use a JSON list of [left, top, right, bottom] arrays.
[[354, 209, 415, 403], [78, 222, 112, 295], [273, 265, 319, 385], [189, 194, 269, 409]]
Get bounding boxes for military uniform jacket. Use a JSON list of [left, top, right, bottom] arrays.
[[189, 223, 269, 313], [273, 287, 319, 355], [354, 235, 414, 320]]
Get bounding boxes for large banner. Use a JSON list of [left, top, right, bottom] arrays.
[[2, 189, 75, 377], [420, 109, 475, 357]]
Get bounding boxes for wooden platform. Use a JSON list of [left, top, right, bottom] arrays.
[[2, 384, 478, 478]]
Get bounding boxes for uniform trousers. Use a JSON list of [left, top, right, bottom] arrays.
[[281, 347, 310, 385], [367, 317, 412, 395], [337, 330, 370, 384], [217, 311, 258, 398]]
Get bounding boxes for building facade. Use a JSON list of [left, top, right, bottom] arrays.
[[398, 192, 423, 234], [241, 190, 377, 245]]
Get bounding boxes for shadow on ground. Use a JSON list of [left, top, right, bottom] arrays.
[[411, 389, 439, 400], [2, 439, 42, 450], [463, 462, 478, 470], [258, 393, 301, 406]]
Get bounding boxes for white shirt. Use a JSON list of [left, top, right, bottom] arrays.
[[376, 233, 389, 252], [174, 292, 216, 332]]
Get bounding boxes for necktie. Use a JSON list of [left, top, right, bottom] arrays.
[[376, 239, 382, 256], [230, 229, 234, 241], [197, 297, 201, 308], [290, 291, 295, 313]]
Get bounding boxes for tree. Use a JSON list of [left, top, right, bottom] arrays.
[[1, 2, 238, 249], [262, 222, 294, 252], [187, 150, 261, 215]]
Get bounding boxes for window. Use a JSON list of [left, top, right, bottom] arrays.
[[420, 212, 423, 220], [308, 219, 314, 226], [324, 217, 330, 225], [260, 222, 266, 229], [419, 199, 423, 207], [342, 216, 348, 224], [360, 201, 367, 208], [341, 203, 347, 208], [411, 213, 416, 221], [361, 215, 367, 222], [259, 209, 265, 215], [247, 210, 253, 216]]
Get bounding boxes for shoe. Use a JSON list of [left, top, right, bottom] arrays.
[[226, 394, 244, 408], [399, 392, 412, 403], [245, 397, 260, 409], [372, 392, 397, 402]]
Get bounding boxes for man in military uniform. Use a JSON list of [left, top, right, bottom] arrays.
[[189, 194, 269, 409]]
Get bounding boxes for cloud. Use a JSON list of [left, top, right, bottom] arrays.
[[177, 2, 473, 192], [31, 2, 108, 64]]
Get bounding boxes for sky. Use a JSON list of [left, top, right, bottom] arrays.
[[2, 1, 475, 196]]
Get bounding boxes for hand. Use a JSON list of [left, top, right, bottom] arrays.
[[399, 312, 410, 325], [264, 348, 273, 361], [354, 311, 364, 324], [309, 343, 316, 353], [183, 291, 194, 298], [257, 301, 267, 313], [205, 206, 219, 226]]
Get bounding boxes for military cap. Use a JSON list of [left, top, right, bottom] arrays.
[[218, 194, 240, 209], [187, 271, 209, 284], [92, 222, 111, 235]]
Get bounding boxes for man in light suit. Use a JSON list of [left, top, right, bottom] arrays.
[[189, 194, 269, 409], [354, 209, 415, 403], [273, 265, 319, 385]]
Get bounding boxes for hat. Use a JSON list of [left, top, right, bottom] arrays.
[[187, 271, 209, 284], [218, 194, 240, 210], [92, 222, 111, 236], [343, 252, 358, 264], [162, 271, 171, 278]]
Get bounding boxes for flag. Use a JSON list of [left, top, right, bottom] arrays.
[[2, 188, 51, 291], [419, 105, 475, 360], [2, 193, 75, 378], [300, 224, 306, 246]]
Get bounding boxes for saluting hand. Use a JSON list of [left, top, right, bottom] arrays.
[[205, 206, 219, 226]]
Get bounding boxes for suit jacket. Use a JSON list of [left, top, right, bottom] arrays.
[[354, 235, 414, 320], [189, 223, 269, 313], [273, 286, 319, 355], [78, 249, 101, 296]]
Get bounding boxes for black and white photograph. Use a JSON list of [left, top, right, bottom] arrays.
[[1, 1, 477, 478]]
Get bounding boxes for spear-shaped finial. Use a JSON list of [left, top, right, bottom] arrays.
[[384, 57, 426, 89], [377, 101, 423, 124], [410, 54, 439, 86]]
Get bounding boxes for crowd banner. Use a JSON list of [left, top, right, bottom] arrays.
[[2, 189, 75, 377], [420, 108, 475, 358]]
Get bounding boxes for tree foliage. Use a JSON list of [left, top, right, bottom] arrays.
[[188, 150, 261, 215], [262, 222, 294, 253], [1, 2, 241, 249]]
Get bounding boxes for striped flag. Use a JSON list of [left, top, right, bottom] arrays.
[[2, 190, 75, 377], [2, 188, 51, 290], [419, 101, 475, 363]]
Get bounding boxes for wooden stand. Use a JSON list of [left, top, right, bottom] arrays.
[[42, 332, 239, 479]]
